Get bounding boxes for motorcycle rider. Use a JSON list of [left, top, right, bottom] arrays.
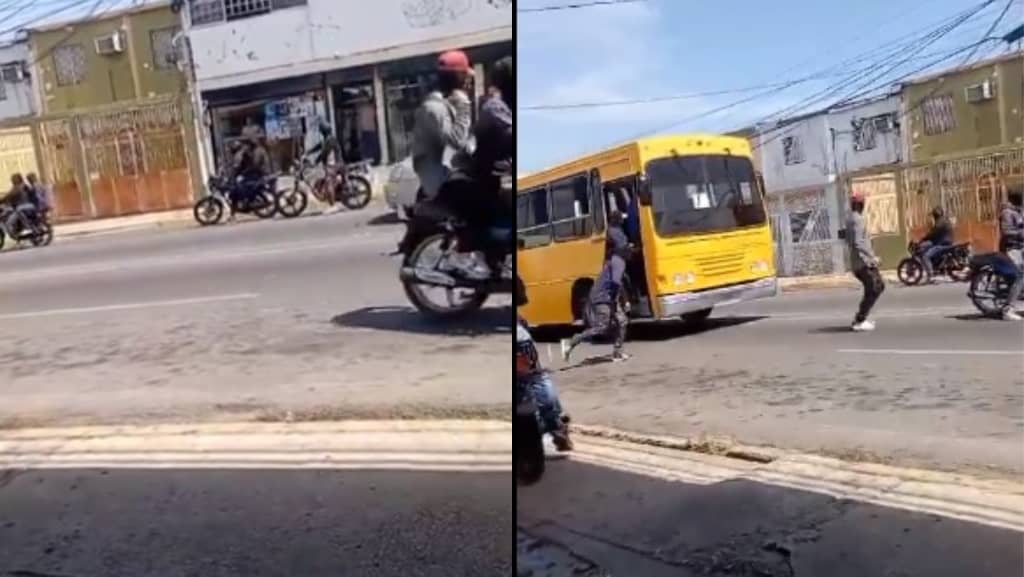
[[516, 275, 573, 452], [1, 173, 36, 236], [228, 135, 271, 215], [401, 49, 475, 261], [25, 173, 51, 218], [998, 189, 1023, 321], [918, 206, 954, 282], [306, 119, 344, 210]]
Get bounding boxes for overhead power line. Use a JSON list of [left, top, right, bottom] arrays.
[[519, 0, 646, 13]]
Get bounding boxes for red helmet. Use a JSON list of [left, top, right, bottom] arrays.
[[438, 50, 473, 74]]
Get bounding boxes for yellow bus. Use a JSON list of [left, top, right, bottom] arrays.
[[517, 134, 777, 328]]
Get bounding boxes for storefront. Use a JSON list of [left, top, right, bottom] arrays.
[[201, 39, 512, 171]]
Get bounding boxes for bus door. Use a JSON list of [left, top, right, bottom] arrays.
[[603, 175, 651, 317]]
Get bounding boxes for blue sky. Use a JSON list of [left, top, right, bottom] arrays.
[[518, 0, 1023, 173]]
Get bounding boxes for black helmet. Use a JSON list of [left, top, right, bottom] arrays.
[[931, 206, 944, 220]]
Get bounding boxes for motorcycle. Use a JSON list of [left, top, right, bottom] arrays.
[[0, 204, 53, 250], [193, 174, 279, 226], [966, 252, 1023, 317], [397, 173, 514, 319], [896, 240, 972, 286], [283, 158, 373, 215]]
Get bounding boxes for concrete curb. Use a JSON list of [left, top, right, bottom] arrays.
[[570, 425, 1024, 532]]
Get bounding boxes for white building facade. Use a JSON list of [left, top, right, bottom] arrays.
[[754, 94, 902, 276], [0, 41, 36, 121], [177, 0, 512, 172]]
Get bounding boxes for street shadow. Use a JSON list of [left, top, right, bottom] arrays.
[[0, 467, 513, 576], [518, 457, 1022, 577], [529, 315, 767, 344], [367, 212, 402, 226], [331, 305, 512, 336], [809, 326, 856, 334], [948, 313, 998, 321]]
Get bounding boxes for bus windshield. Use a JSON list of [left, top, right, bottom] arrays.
[[646, 153, 766, 237]]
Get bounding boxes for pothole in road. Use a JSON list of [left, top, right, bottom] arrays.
[[517, 529, 609, 577]]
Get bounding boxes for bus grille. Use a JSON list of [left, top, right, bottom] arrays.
[[696, 253, 744, 278]]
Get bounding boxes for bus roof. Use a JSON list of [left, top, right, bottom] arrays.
[[518, 133, 752, 191]]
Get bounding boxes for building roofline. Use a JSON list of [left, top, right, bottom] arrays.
[[902, 49, 1023, 86], [27, 0, 172, 34]]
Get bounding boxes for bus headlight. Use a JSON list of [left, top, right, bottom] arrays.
[[673, 272, 697, 286], [750, 260, 770, 273]]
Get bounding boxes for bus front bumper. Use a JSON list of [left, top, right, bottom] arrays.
[[656, 277, 778, 318]]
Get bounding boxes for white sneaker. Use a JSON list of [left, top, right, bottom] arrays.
[[560, 338, 573, 362], [1002, 310, 1022, 321], [851, 320, 876, 332]]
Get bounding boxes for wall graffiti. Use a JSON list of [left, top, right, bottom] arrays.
[[402, 0, 473, 28]]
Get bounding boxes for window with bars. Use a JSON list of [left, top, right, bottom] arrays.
[[190, 0, 305, 25], [54, 44, 87, 86], [151, 27, 180, 70], [782, 135, 805, 165], [921, 94, 957, 136]]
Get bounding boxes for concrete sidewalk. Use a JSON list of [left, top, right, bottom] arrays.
[[54, 208, 195, 240]]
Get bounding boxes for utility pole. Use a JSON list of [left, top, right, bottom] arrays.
[[172, 0, 213, 192]]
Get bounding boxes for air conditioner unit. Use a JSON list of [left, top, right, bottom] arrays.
[[0, 63, 25, 83], [964, 80, 994, 103], [94, 32, 124, 56]]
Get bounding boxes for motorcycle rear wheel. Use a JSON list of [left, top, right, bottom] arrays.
[[401, 233, 488, 320], [967, 266, 1005, 317], [252, 190, 279, 219], [276, 187, 308, 218], [29, 221, 53, 247], [338, 175, 372, 210]]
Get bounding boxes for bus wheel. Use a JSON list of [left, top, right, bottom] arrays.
[[681, 308, 713, 327]]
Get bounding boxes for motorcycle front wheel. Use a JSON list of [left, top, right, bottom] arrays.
[[897, 257, 925, 286], [401, 233, 488, 320], [193, 196, 225, 226], [338, 175, 372, 210], [946, 257, 971, 282], [276, 187, 308, 218]]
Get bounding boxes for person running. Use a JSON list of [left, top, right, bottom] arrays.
[[846, 191, 885, 331], [560, 211, 633, 363], [997, 188, 1023, 321]]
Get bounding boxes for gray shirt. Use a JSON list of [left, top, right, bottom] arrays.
[[411, 90, 473, 199], [999, 204, 1023, 252], [845, 211, 878, 270], [590, 254, 627, 305]]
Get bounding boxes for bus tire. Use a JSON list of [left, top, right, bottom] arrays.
[[681, 308, 713, 327]]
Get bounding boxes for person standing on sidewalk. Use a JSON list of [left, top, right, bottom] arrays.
[[997, 188, 1023, 321], [561, 212, 633, 363], [846, 191, 885, 331]]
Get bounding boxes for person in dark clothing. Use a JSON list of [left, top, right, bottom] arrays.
[[306, 119, 345, 210], [516, 274, 572, 451], [846, 191, 885, 331], [998, 189, 1023, 321], [1, 173, 36, 235], [227, 136, 271, 215], [560, 212, 632, 362], [25, 173, 51, 216], [918, 206, 954, 281]]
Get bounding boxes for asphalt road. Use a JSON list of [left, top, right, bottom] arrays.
[[537, 282, 1024, 477], [0, 468, 512, 576], [0, 207, 512, 427]]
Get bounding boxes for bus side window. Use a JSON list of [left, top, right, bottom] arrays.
[[590, 169, 605, 234], [551, 174, 592, 240], [517, 187, 553, 249]]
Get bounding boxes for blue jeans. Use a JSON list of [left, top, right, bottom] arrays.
[[920, 242, 950, 278], [525, 371, 564, 434]]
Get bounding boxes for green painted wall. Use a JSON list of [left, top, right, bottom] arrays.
[[906, 54, 1024, 162], [31, 5, 184, 114]]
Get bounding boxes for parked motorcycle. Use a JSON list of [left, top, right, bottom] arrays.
[[193, 174, 278, 226], [0, 204, 53, 250], [896, 240, 972, 286], [397, 174, 513, 319], [967, 252, 1023, 316], [283, 158, 373, 215]]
